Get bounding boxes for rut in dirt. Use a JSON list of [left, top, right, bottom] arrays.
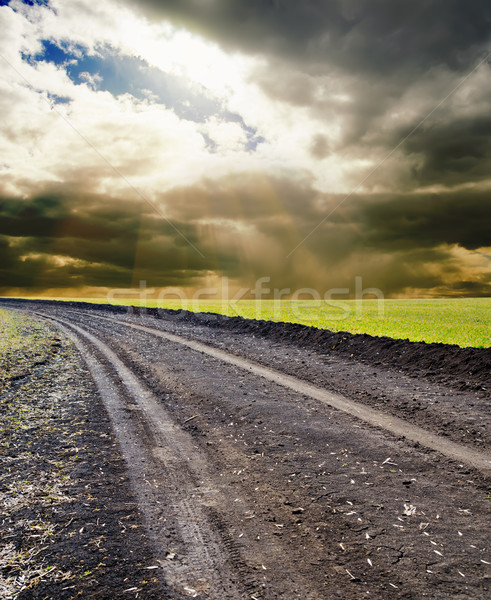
[[52, 317, 259, 599], [59, 311, 491, 475]]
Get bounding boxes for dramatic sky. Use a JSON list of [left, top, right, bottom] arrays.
[[0, 0, 490, 298]]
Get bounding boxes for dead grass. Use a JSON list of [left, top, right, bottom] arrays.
[[0, 310, 76, 598]]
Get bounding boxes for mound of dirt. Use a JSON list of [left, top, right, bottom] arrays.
[[212, 314, 490, 392], [15, 299, 488, 393]]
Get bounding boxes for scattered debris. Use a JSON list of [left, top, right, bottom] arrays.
[[183, 414, 199, 425]]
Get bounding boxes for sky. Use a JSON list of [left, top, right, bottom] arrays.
[[0, 0, 490, 299]]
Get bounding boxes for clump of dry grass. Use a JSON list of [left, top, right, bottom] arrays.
[[0, 499, 74, 598], [0, 534, 72, 599]]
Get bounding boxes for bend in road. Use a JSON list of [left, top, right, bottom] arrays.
[[63, 311, 491, 476]]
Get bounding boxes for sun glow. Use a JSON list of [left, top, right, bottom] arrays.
[[129, 21, 251, 99]]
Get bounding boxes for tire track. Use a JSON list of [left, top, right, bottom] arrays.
[[70, 311, 491, 476], [37, 310, 364, 599], [45, 315, 253, 599]]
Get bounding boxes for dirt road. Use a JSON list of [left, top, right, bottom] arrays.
[[1, 299, 490, 599]]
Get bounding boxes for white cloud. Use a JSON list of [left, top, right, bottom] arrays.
[[0, 2, 340, 188], [1, 0, 357, 200]]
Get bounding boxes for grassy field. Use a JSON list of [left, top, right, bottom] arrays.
[[10, 297, 490, 348], [0, 309, 58, 392]]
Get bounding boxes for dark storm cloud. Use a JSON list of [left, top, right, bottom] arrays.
[[0, 194, 126, 240], [129, 0, 491, 184], [130, 0, 490, 74], [1, 174, 489, 297], [401, 115, 491, 186], [160, 172, 322, 224], [154, 175, 491, 295], [328, 190, 491, 252], [161, 175, 491, 253], [0, 187, 209, 292]]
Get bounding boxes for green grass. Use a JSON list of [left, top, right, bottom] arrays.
[[8, 297, 490, 348], [0, 309, 57, 389]]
